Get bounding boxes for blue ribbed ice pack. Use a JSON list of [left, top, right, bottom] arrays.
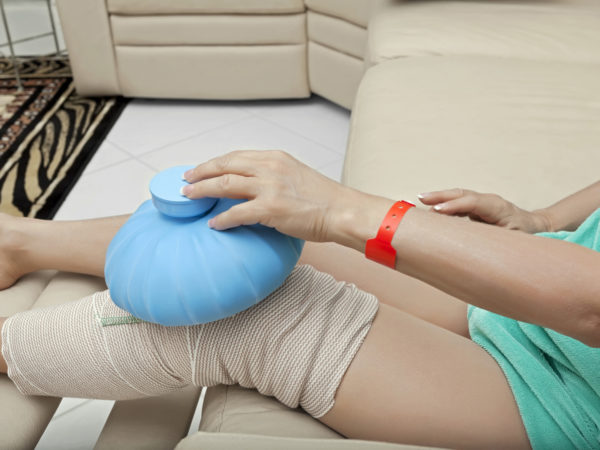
[[105, 165, 304, 326]]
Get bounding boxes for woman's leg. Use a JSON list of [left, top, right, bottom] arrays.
[[299, 241, 470, 337], [2, 214, 468, 338], [0, 215, 527, 446], [0, 213, 128, 288], [0, 266, 529, 449], [298, 243, 528, 447], [321, 304, 530, 449]]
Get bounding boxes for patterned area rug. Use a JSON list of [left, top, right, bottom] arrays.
[[0, 58, 127, 219]]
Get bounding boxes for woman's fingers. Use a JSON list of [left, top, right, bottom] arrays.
[[430, 195, 479, 215], [177, 149, 356, 242], [182, 174, 258, 200], [418, 188, 472, 205], [208, 202, 262, 230], [421, 187, 531, 230], [184, 151, 266, 183]]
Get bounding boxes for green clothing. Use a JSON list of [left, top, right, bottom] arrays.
[[468, 208, 600, 449]]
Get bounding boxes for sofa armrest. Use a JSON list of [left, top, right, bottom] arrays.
[[0, 271, 105, 449], [55, 0, 121, 96]]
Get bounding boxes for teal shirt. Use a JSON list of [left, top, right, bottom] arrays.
[[468, 208, 600, 449]]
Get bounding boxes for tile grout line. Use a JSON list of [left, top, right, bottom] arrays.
[[106, 108, 254, 161], [109, 114, 344, 173], [111, 142, 161, 173], [219, 112, 346, 168], [64, 101, 348, 202], [84, 121, 341, 179], [80, 145, 133, 176], [112, 139, 342, 180], [242, 107, 349, 157]]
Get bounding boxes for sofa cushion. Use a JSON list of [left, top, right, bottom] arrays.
[[115, 44, 310, 100], [0, 271, 54, 317], [305, 0, 385, 27], [199, 385, 343, 438], [368, 0, 600, 66], [343, 56, 600, 210], [107, 0, 304, 15], [308, 11, 367, 59], [55, 0, 121, 96], [111, 14, 306, 46], [177, 432, 439, 449], [95, 386, 202, 450]]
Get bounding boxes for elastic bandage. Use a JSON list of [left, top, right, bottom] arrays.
[[1, 265, 379, 418]]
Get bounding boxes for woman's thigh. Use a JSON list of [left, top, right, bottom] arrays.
[[321, 304, 531, 449], [299, 242, 470, 338]]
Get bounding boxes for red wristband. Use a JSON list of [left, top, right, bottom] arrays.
[[365, 201, 415, 268]]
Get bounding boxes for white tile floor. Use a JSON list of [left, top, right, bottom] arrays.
[[3, 2, 351, 448], [54, 97, 349, 221]]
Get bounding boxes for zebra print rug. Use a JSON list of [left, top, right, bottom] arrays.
[[0, 58, 127, 219]]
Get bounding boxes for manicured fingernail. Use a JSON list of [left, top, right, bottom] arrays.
[[418, 192, 430, 199], [207, 219, 215, 228], [180, 185, 192, 196], [433, 204, 444, 211], [183, 170, 192, 181]]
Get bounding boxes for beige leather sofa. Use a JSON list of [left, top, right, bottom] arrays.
[[2, 0, 599, 448], [55, 0, 385, 108]]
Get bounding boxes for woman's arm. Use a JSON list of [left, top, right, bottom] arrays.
[[416, 182, 600, 234], [335, 201, 600, 347], [541, 181, 600, 232], [183, 151, 600, 346]]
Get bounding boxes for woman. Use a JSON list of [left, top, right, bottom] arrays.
[[1, 150, 599, 449]]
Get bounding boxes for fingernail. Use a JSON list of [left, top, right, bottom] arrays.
[[183, 170, 192, 181], [180, 185, 192, 196], [207, 219, 215, 228], [418, 192, 430, 199], [433, 204, 444, 211]]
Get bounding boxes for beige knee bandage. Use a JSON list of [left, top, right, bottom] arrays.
[[1, 265, 378, 418]]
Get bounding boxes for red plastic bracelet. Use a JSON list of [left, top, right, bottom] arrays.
[[365, 201, 415, 268]]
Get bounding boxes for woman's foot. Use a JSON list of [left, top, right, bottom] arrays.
[[0, 213, 32, 290]]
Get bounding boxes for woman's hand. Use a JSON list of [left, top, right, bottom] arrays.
[[418, 188, 552, 233], [181, 150, 389, 244]]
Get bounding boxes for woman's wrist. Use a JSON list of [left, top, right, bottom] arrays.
[[531, 208, 555, 233], [328, 189, 395, 253]]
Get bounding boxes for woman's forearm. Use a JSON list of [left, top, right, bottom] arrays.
[[539, 181, 600, 232], [182, 151, 600, 345], [336, 193, 600, 347]]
